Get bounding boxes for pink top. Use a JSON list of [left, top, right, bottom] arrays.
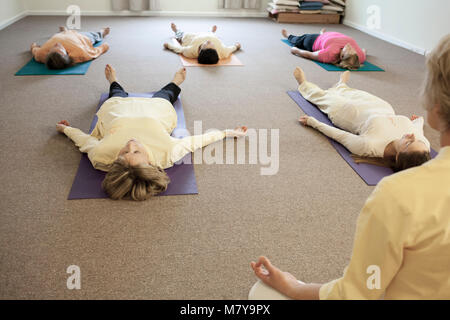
[[312, 32, 366, 64]]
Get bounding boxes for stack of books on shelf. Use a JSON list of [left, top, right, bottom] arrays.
[[267, 0, 346, 23]]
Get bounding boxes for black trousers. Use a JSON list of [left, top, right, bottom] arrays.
[[288, 33, 320, 51], [108, 81, 181, 105]]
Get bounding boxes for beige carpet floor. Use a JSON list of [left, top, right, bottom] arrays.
[[0, 16, 440, 299]]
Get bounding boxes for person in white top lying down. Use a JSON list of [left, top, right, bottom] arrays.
[[294, 67, 431, 171], [56, 65, 247, 201], [163, 23, 241, 64]]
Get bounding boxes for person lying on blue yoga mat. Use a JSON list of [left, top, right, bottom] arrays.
[[163, 23, 241, 64], [294, 67, 431, 171], [56, 65, 247, 201], [30, 26, 110, 69], [282, 28, 367, 70]]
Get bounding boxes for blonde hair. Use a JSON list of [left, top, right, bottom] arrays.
[[421, 34, 450, 128], [337, 52, 360, 70], [102, 159, 170, 201]]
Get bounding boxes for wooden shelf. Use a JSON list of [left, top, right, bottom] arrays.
[[268, 11, 341, 24]]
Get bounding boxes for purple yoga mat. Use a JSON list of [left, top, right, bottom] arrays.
[[288, 90, 438, 186], [67, 92, 198, 199]]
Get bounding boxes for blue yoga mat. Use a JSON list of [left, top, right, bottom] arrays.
[[281, 39, 384, 72], [287, 90, 437, 185], [15, 41, 103, 76]]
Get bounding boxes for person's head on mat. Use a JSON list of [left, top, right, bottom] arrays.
[[197, 40, 219, 64], [102, 139, 170, 201], [391, 133, 431, 171], [337, 43, 360, 70], [45, 42, 73, 69], [354, 133, 430, 171]]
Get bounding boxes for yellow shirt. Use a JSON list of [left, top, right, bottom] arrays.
[[320, 146, 450, 300], [33, 30, 108, 64], [64, 97, 225, 171]]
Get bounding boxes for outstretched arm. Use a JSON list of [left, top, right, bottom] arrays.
[[56, 120, 99, 153], [31, 43, 44, 62], [220, 42, 241, 58], [300, 116, 369, 156], [164, 40, 197, 57], [171, 127, 247, 163], [292, 48, 321, 61]]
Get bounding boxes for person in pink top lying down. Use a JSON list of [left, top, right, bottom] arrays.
[[282, 28, 367, 70]]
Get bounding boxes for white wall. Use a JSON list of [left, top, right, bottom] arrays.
[[25, 0, 270, 17], [0, 0, 26, 30], [345, 0, 450, 54]]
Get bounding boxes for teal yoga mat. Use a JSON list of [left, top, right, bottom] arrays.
[[15, 41, 103, 76], [281, 39, 384, 72]]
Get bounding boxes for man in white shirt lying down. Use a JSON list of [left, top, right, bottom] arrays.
[[163, 23, 241, 64]]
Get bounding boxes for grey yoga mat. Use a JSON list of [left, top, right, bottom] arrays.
[[67, 92, 198, 199], [287, 90, 437, 186]]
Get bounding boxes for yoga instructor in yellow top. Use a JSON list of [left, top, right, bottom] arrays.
[[249, 34, 450, 300], [30, 26, 110, 69], [56, 65, 247, 201]]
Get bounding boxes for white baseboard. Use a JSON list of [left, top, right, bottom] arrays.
[[0, 11, 27, 31], [343, 19, 426, 55], [27, 10, 268, 18]]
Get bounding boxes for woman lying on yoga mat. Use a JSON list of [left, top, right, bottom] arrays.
[[249, 35, 450, 300], [282, 28, 366, 70], [294, 67, 431, 171], [56, 65, 247, 201], [30, 26, 110, 69], [163, 23, 241, 64]]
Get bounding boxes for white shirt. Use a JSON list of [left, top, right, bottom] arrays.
[[299, 81, 431, 157], [167, 32, 237, 59]]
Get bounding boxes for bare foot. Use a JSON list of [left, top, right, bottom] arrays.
[[105, 64, 118, 84], [172, 68, 186, 86], [211, 25, 217, 33], [171, 23, 178, 33], [320, 28, 326, 34], [339, 71, 350, 85], [294, 67, 306, 85], [281, 29, 288, 38], [101, 27, 110, 37], [59, 26, 67, 32]]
